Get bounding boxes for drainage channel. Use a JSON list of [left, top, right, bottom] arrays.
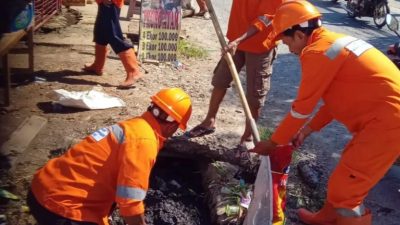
[[110, 155, 212, 225]]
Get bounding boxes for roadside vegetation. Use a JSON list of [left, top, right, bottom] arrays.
[[177, 39, 208, 59]]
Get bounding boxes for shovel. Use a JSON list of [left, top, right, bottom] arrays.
[[204, 0, 273, 224]]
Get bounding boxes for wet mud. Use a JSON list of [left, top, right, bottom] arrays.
[[110, 156, 212, 225]]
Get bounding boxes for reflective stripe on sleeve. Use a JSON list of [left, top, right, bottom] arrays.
[[325, 36, 373, 60], [325, 36, 357, 60], [91, 127, 110, 141], [110, 124, 125, 144], [258, 15, 271, 27], [117, 186, 147, 201], [344, 39, 373, 57], [290, 109, 311, 119]]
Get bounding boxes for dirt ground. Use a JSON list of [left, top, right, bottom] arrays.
[[1, 2, 400, 225]]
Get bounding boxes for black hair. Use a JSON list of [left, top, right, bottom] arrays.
[[282, 18, 321, 37]]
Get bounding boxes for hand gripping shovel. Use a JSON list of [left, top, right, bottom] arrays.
[[204, 0, 273, 224]]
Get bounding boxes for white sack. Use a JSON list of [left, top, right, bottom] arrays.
[[243, 156, 273, 225], [53, 89, 126, 110]]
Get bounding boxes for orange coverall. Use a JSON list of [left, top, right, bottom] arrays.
[[271, 27, 400, 208], [31, 111, 165, 225], [227, 0, 283, 53]]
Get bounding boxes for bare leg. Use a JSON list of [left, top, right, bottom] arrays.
[[240, 105, 261, 144], [195, 0, 208, 15], [198, 87, 227, 128], [126, 0, 136, 19]]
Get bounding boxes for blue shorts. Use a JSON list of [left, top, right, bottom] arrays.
[[94, 3, 132, 54]]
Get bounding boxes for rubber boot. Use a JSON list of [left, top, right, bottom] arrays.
[[83, 44, 108, 75], [297, 202, 336, 225], [118, 48, 142, 87], [336, 209, 372, 225]]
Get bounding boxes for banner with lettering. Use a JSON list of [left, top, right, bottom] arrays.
[[139, 0, 181, 62]]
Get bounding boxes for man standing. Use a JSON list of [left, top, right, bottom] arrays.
[[186, 0, 283, 145], [27, 88, 192, 225], [83, 0, 142, 88], [250, 1, 400, 224]]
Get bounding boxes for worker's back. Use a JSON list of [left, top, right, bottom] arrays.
[[31, 115, 159, 225], [304, 28, 400, 133]]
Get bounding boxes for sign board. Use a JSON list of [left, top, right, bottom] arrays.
[[139, 0, 182, 62]]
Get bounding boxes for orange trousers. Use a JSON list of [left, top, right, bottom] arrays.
[[270, 145, 294, 225], [327, 124, 400, 209]]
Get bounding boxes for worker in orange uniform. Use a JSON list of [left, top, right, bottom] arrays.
[[27, 88, 192, 225], [186, 0, 283, 146], [249, 1, 400, 225], [83, 0, 142, 88]]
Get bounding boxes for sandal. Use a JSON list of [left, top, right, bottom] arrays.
[[117, 84, 136, 90], [185, 125, 215, 138]]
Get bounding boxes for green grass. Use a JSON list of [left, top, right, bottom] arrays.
[[258, 126, 273, 141], [177, 39, 208, 59]]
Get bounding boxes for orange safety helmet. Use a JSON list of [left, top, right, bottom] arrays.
[[269, 0, 321, 40], [150, 88, 192, 130]]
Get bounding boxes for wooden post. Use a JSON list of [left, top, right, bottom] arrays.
[[2, 54, 11, 106], [0, 115, 47, 171], [27, 27, 34, 74]]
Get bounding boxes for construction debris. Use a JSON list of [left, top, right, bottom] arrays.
[[297, 160, 321, 189], [0, 189, 19, 201], [203, 161, 252, 224]]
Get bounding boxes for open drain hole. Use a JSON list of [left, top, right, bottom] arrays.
[[110, 155, 212, 225]]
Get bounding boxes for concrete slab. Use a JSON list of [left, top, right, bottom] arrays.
[[0, 115, 47, 169]]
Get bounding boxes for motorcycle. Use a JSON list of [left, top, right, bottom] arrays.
[[385, 14, 400, 68], [341, 0, 390, 28]]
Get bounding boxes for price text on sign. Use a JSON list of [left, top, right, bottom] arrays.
[[139, 1, 182, 62]]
